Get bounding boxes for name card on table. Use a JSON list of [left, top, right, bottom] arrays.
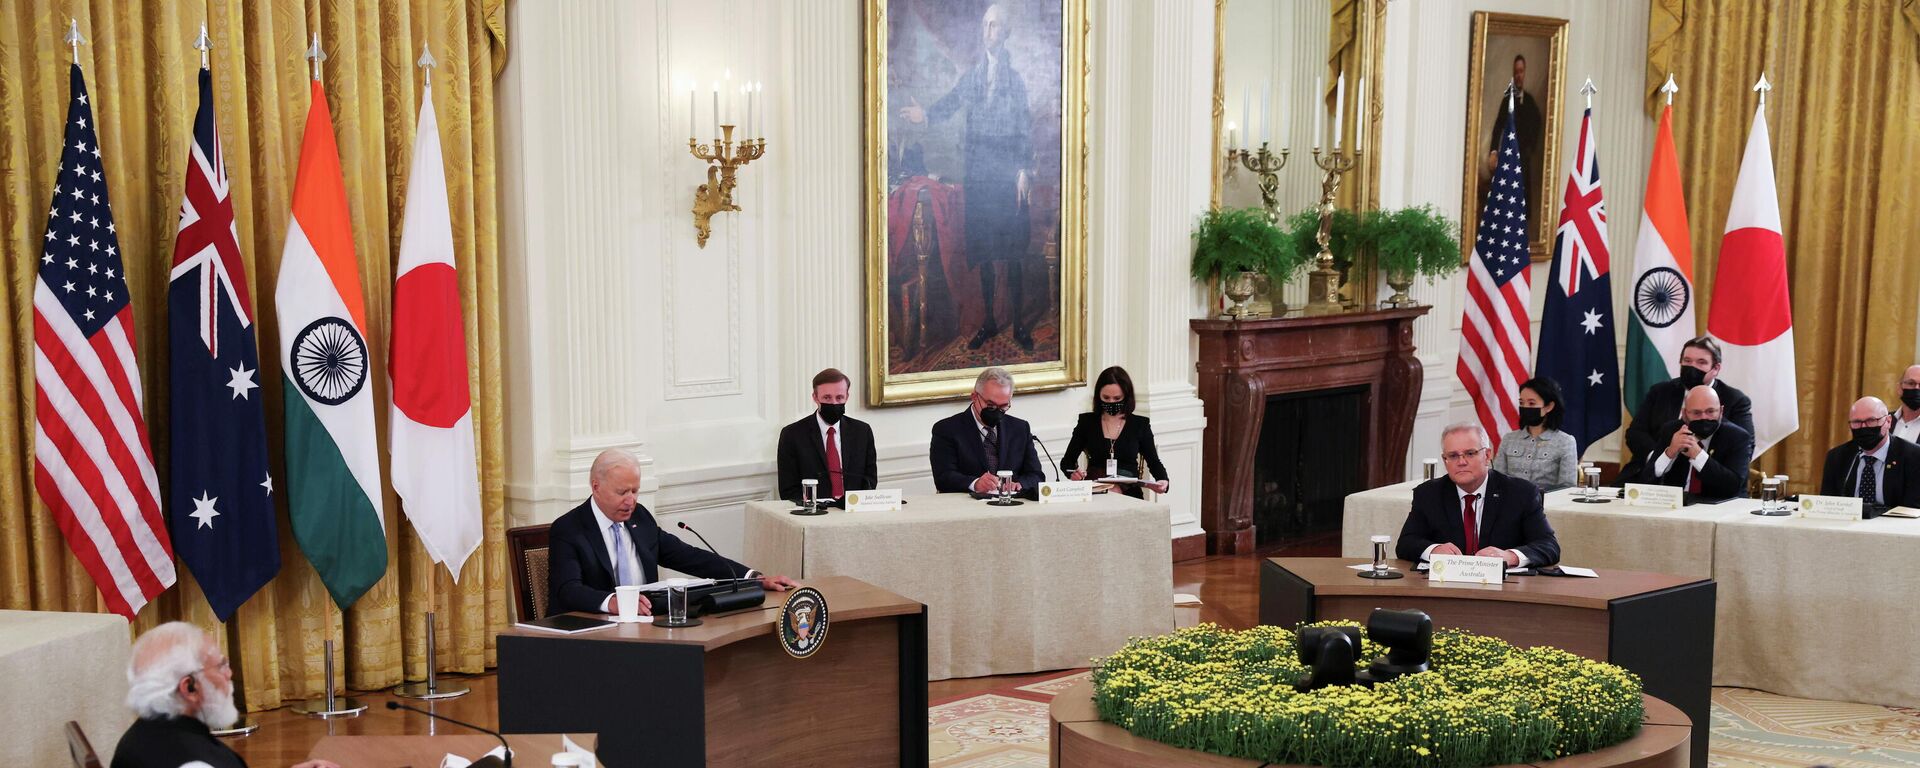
[[1798, 494, 1863, 521], [1428, 554, 1505, 585], [1038, 480, 1096, 503], [1623, 483, 1684, 510], [843, 489, 902, 512]]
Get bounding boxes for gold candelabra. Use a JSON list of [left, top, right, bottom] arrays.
[[1231, 142, 1290, 223], [688, 124, 767, 248], [1304, 147, 1359, 316]]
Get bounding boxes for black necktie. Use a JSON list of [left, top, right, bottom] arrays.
[[984, 426, 1000, 470], [1861, 456, 1880, 503]]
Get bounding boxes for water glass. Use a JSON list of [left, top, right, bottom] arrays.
[[1577, 462, 1595, 490], [1369, 534, 1391, 575], [1583, 467, 1602, 500], [666, 578, 689, 625], [801, 479, 819, 511], [996, 469, 1014, 501], [1761, 478, 1780, 513]]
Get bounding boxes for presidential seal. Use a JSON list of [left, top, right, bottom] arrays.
[[777, 587, 829, 659]]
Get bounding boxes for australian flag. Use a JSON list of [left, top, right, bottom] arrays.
[[1536, 107, 1621, 456], [168, 67, 278, 621]]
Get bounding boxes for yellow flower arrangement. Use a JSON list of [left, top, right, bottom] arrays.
[[1091, 623, 1644, 767]]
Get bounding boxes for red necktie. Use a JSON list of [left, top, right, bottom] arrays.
[[826, 426, 844, 498], [1686, 463, 1702, 493], [1462, 493, 1480, 554]]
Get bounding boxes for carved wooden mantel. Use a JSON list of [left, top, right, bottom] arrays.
[[1191, 307, 1429, 554]]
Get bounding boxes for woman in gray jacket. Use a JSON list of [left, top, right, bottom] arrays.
[[1493, 376, 1580, 491]]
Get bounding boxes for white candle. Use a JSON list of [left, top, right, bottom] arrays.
[[1241, 87, 1250, 146], [723, 68, 732, 127], [1226, 121, 1237, 151], [1333, 72, 1346, 150], [687, 83, 695, 138], [711, 82, 719, 136], [1355, 77, 1365, 153], [1313, 76, 1324, 150], [1262, 81, 1272, 144]]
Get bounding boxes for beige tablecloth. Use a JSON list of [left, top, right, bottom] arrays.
[[743, 493, 1174, 680], [1341, 483, 1728, 579], [1343, 482, 1920, 707], [0, 610, 130, 766]]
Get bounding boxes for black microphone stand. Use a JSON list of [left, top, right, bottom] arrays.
[[1032, 434, 1062, 483], [385, 700, 511, 767]]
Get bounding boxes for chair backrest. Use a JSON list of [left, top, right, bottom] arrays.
[[507, 524, 553, 621], [65, 721, 101, 768]]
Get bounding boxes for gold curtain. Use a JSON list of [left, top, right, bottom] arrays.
[[1644, 0, 1920, 487], [0, 0, 508, 710]]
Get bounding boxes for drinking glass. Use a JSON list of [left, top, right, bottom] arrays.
[[996, 470, 1014, 502], [801, 479, 818, 511], [1584, 467, 1602, 500], [666, 578, 689, 626], [1761, 478, 1780, 513]]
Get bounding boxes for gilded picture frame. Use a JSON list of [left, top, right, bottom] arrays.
[[1459, 11, 1568, 264], [863, 0, 1088, 406]]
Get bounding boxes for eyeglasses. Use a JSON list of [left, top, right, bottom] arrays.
[[1683, 408, 1722, 419], [1848, 417, 1889, 428], [1441, 449, 1486, 463]]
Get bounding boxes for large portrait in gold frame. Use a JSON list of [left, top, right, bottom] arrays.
[[1460, 12, 1567, 263], [864, 0, 1087, 406]]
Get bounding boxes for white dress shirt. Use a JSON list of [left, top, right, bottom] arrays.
[[1852, 438, 1891, 502], [816, 413, 846, 480], [1419, 477, 1529, 567], [590, 499, 642, 612], [1651, 434, 1714, 479], [1894, 409, 1920, 445]]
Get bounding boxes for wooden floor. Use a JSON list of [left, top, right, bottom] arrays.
[[227, 544, 1311, 765]]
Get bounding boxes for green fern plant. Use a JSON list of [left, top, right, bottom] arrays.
[[1367, 205, 1461, 281], [1280, 207, 1364, 274], [1190, 207, 1306, 282]]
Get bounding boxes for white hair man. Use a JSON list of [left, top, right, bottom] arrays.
[[929, 367, 1047, 498], [546, 449, 797, 616], [113, 621, 337, 768], [1395, 422, 1560, 567]]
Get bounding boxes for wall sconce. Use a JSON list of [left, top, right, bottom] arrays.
[[687, 79, 768, 248]]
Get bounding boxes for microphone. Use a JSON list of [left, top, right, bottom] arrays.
[[1032, 434, 1061, 483], [677, 521, 744, 583], [385, 701, 510, 767]]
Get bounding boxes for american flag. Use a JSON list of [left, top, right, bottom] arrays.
[[33, 63, 174, 619], [1456, 101, 1534, 449]]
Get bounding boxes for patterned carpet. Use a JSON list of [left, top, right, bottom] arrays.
[[928, 672, 1920, 767]]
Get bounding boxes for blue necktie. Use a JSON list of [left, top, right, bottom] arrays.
[[609, 522, 633, 586]]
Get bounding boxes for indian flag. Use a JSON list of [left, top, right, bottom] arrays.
[[1622, 103, 1695, 417], [389, 77, 483, 580], [276, 79, 386, 610]]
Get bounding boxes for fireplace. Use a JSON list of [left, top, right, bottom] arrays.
[[1253, 386, 1369, 546], [1192, 307, 1430, 555]]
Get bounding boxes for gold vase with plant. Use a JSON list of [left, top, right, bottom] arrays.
[[1365, 205, 1461, 307], [1191, 207, 1305, 318]]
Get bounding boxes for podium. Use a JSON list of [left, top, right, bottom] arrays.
[[498, 576, 927, 767], [1260, 558, 1714, 768]]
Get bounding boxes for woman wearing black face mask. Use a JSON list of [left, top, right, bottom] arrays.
[[1062, 366, 1168, 498], [1492, 376, 1580, 491]]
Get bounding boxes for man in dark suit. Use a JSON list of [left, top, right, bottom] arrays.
[[929, 366, 1047, 499], [547, 449, 797, 616], [777, 368, 878, 505], [1397, 423, 1559, 567], [1820, 396, 1920, 507], [114, 622, 340, 768], [1623, 336, 1754, 480], [1627, 384, 1753, 500]]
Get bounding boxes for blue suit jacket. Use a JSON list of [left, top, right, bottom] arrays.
[[929, 409, 1047, 499], [545, 500, 748, 616], [1395, 470, 1560, 566]]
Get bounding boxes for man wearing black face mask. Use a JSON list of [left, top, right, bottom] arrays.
[[1628, 384, 1753, 500], [1622, 337, 1755, 482], [777, 368, 879, 505], [1819, 396, 1920, 507], [1891, 365, 1920, 445], [930, 366, 1047, 498]]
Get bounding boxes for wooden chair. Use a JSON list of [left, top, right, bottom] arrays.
[[507, 524, 553, 622], [65, 721, 101, 768]]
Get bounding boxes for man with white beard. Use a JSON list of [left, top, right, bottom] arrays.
[[112, 621, 337, 768]]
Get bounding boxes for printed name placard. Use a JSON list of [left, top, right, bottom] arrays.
[[1798, 494, 1863, 521], [843, 489, 902, 512], [1623, 483, 1684, 510], [1428, 554, 1505, 585], [1038, 481, 1096, 504]]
